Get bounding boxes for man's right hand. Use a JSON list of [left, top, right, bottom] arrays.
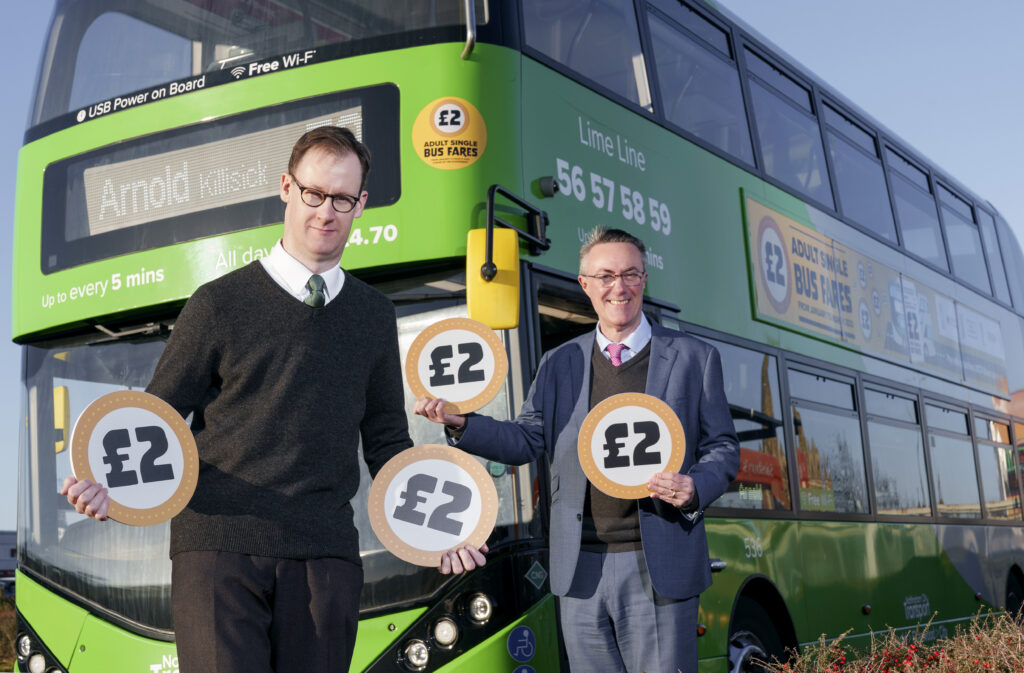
[[61, 476, 110, 521], [413, 396, 467, 429]]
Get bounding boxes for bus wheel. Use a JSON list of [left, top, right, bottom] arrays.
[[1007, 569, 1024, 619], [729, 596, 785, 673]]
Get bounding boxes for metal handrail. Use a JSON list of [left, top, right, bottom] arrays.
[[461, 0, 476, 59]]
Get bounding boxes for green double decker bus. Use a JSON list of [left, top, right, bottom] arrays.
[[12, 1, 1024, 672]]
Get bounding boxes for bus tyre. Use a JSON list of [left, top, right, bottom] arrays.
[[1007, 570, 1024, 620], [729, 597, 785, 673]]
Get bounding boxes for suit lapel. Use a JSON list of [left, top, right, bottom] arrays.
[[569, 333, 594, 428], [645, 325, 678, 400]]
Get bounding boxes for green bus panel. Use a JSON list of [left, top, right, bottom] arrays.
[[16, 569, 560, 671], [516, 58, 869, 371], [12, 43, 523, 340], [700, 518, 995, 666]]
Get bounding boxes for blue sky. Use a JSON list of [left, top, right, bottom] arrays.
[[2, 1, 1023, 531]]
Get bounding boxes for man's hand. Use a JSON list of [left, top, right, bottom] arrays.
[[413, 396, 467, 429], [61, 476, 111, 521], [438, 543, 488, 574], [647, 472, 696, 509]]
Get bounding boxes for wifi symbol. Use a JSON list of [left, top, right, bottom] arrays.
[[230, 66, 246, 79]]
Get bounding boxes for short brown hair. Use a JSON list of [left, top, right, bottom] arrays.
[[579, 227, 646, 274], [288, 126, 371, 192]]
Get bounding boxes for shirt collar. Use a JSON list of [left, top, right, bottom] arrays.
[[264, 240, 345, 301], [595, 313, 652, 354]]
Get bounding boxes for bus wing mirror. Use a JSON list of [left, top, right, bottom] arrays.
[[54, 385, 69, 454], [467, 227, 519, 329]]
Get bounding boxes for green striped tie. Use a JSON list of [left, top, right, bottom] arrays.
[[305, 274, 326, 307]]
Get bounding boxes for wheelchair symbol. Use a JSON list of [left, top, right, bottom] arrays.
[[507, 625, 536, 663]]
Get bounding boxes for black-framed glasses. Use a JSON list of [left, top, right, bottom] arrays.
[[290, 174, 361, 213], [581, 271, 646, 287]]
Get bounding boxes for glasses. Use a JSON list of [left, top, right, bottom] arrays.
[[290, 174, 361, 213], [581, 271, 646, 287]]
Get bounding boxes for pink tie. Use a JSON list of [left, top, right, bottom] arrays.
[[606, 343, 626, 366]]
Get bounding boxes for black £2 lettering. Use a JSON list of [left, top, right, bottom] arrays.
[[136, 426, 175, 483], [427, 480, 471, 536], [631, 421, 662, 465], [393, 473, 437, 526], [428, 345, 455, 386], [601, 421, 663, 469], [456, 342, 485, 383], [602, 423, 630, 469], [102, 428, 139, 488]]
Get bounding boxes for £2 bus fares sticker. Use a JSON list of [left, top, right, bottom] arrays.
[[577, 393, 686, 499], [70, 391, 198, 526], [369, 444, 498, 567], [412, 96, 487, 169], [405, 317, 508, 414]]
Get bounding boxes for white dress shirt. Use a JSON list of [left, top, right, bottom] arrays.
[[259, 240, 345, 305], [595, 314, 652, 363]]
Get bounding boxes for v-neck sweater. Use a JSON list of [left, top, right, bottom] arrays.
[[146, 261, 411, 561], [580, 341, 652, 552]]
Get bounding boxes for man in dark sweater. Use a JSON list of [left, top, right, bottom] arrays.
[[416, 228, 739, 672], [63, 127, 485, 672]]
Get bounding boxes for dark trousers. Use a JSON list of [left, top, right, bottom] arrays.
[[171, 550, 363, 673]]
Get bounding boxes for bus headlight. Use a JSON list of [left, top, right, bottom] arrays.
[[27, 652, 47, 673], [467, 593, 493, 623], [403, 639, 429, 670], [432, 617, 459, 647], [16, 633, 32, 658]]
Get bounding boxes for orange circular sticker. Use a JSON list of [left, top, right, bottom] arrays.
[[368, 444, 498, 567], [405, 317, 508, 414], [412, 96, 487, 169], [577, 393, 686, 499], [70, 390, 198, 526]]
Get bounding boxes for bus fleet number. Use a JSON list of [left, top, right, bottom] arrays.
[[555, 158, 671, 235], [743, 536, 764, 559], [393, 473, 471, 536], [603, 421, 662, 469], [102, 426, 175, 488]]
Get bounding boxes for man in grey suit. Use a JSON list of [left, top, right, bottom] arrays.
[[415, 227, 739, 672]]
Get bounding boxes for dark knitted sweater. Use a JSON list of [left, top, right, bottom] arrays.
[[581, 341, 651, 552], [146, 262, 411, 562]]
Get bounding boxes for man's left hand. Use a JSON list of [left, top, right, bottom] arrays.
[[648, 473, 695, 509], [439, 543, 488, 575]]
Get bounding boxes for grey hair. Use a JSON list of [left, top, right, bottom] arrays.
[[578, 227, 646, 274]]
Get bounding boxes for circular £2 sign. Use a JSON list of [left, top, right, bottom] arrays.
[[577, 393, 686, 499], [405, 317, 508, 414], [369, 444, 498, 567], [70, 390, 198, 526]]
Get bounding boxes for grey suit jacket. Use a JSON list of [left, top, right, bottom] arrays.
[[454, 321, 739, 599]]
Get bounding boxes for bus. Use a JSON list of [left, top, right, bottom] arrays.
[[11, 1, 1024, 672]]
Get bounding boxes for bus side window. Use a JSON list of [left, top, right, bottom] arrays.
[[925, 403, 981, 519], [938, 186, 992, 296], [886, 148, 949, 272], [645, 3, 754, 164], [865, 388, 931, 517], [976, 209, 1012, 305], [702, 338, 790, 511], [522, 0, 652, 110], [744, 49, 834, 209], [822, 103, 897, 243], [995, 216, 1024, 311], [789, 369, 869, 514], [975, 417, 1020, 520]]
